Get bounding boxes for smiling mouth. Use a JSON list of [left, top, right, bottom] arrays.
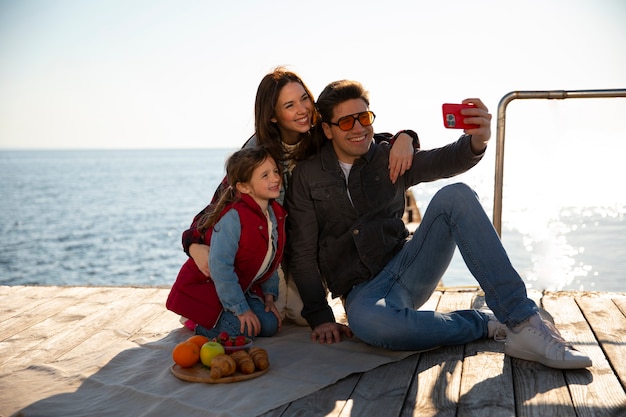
[[348, 135, 366, 143], [295, 115, 309, 125]]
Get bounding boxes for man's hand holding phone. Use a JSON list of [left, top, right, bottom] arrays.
[[442, 99, 492, 154], [442, 103, 479, 129]]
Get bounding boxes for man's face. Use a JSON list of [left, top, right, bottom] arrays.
[[322, 98, 374, 164]]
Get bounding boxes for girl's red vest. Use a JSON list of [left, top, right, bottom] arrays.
[[166, 194, 287, 329]]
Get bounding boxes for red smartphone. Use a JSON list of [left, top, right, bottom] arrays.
[[442, 103, 479, 129]]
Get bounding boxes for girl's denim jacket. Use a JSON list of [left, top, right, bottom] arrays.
[[209, 202, 281, 316]]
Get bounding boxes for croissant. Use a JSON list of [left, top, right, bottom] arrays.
[[248, 347, 269, 370], [209, 354, 236, 379], [230, 350, 255, 374]]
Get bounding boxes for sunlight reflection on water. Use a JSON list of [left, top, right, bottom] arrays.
[[415, 174, 625, 292], [506, 205, 625, 291]]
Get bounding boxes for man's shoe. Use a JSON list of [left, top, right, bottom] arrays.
[[483, 307, 553, 342], [486, 314, 507, 342], [505, 314, 592, 369], [537, 307, 555, 325]]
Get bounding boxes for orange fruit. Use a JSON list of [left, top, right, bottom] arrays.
[[187, 335, 209, 349], [172, 341, 200, 367]]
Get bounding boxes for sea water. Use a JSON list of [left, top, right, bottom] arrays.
[[1, 149, 624, 292]]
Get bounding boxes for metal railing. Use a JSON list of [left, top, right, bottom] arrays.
[[492, 89, 626, 236]]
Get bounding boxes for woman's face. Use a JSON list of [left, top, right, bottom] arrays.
[[271, 81, 313, 145]]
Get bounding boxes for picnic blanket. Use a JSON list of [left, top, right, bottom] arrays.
[[6, 304, 415, 417]]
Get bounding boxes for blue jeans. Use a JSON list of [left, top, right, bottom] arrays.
[[195, 294, 279, 339], [345, 183, 538, 351]]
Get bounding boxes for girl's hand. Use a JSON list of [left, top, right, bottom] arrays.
[[189, 243, 210, 277], [264, 294, 282, 331], [237, 310, 261, 337], [389, 132, 414, 184]]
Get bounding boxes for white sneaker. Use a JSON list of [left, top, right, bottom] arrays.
[[486, 314, 507, 342], [536, 307, 555, 325], [483, 307, 552, 342], [505, 314, 592, 369]]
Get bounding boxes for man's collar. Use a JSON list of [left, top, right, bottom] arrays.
[[320, 139, 377, 171], [320, 141, 341, 172]]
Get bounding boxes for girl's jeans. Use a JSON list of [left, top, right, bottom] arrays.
[[345, 183, 538, 351], [195, 294, 279, 340]]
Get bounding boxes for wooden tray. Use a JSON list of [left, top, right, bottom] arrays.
[[171, 362, 269, 383]]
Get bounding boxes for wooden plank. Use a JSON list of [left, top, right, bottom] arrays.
[[122, 288, 177, 339], [1, 287, 152, 368], [469, 290, 578, 416], [459, 342, 514, 417], [269, 373, 361, 417], [0, 287, 170, 417], [510, 358, 575, 417], [0, 286, 102, 341], [338, 291, 450, 416], [421, 290, 443, 312], [52, 288, 166, 365], [406, 344, 463, 417], [454, 293, 513, 417], [401, 291, 474, 417], [258, 403, 289, 417], [505, 292, 576, 417], [344, 355, 419, 417], [575, 293, 626, 392], [0, 287, 123, 368], [130, 290, 181, 337], [436, 291, 475, 313], [614, 296, 626, 317], [0, 285, 46, 304], [543, 293, 626, 417]]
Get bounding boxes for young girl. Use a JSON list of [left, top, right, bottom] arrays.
[[167, 146, 286, 338]]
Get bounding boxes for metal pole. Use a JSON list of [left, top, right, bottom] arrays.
[[493, 89, 626, 236]]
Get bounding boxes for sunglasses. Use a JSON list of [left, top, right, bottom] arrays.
[[328, 111, 376, 131]]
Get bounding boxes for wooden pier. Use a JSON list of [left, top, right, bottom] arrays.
[[1, 285, 625, 416]]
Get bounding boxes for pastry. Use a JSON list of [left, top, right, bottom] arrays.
[[209, 354, 236, 379], [248, 347, 269, 370], [230, 350, 255, 374]]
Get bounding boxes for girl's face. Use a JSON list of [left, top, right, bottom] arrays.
[[271, 81, 313, 145], [237, 157, 282, 208]]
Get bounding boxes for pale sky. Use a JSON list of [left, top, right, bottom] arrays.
[[0, 0, 625, 150]]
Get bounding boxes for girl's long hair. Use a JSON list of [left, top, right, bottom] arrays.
[[254, 67, 322, 163], [197, 146, 278, 234]]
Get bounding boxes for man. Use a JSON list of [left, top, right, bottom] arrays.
[[285, 79, 591, 369]]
